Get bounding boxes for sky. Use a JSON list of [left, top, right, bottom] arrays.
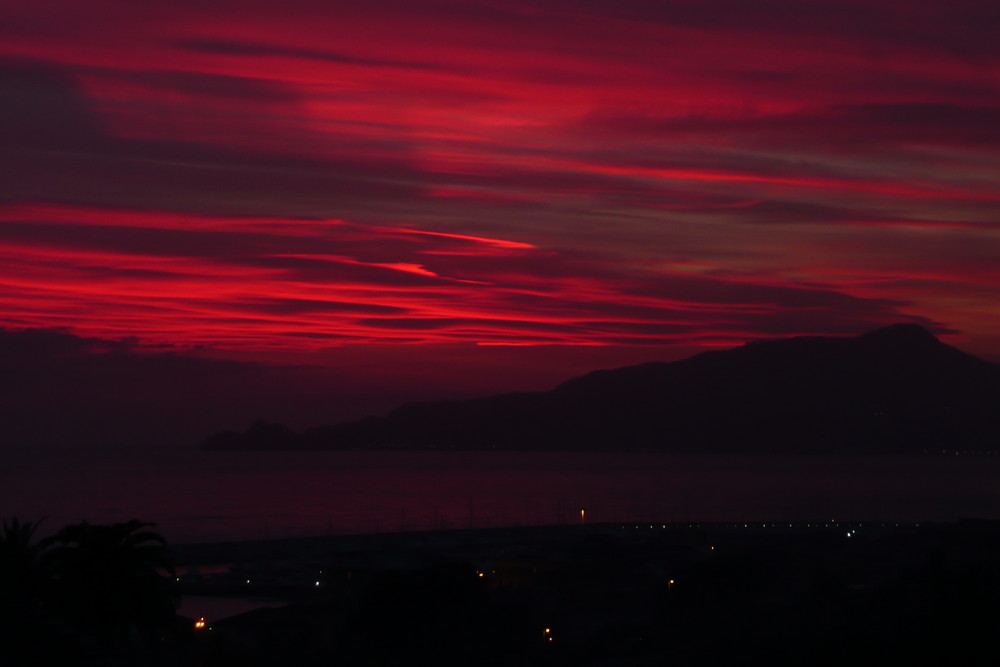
[[2, 0, 999, 445]]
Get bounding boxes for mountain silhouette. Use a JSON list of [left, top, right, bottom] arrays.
[[201, 324, 1000, 453]]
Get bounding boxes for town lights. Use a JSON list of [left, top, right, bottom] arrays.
[[194, 617, 207, 630]]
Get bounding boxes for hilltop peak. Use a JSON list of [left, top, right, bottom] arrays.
[[857, 323, 944, 350], [208, 322, 1000, 454]]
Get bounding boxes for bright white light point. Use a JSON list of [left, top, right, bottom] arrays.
[[315, 581, 320, 586]]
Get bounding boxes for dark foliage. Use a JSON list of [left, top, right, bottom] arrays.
[[0, 517, 48, 609], [41, 519, 179, 640], [1, 517, 183, 664]]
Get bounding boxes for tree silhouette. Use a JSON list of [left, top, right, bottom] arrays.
[[0, 517, 80, 667], [42, 519, 179, 643], [0, 517, 48, 611]]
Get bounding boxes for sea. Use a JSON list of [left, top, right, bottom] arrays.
[[5, 447, 1000, 545]]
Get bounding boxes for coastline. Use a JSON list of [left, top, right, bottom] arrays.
[[171, 519, 924, 615], [168, 518, 1000, 666]]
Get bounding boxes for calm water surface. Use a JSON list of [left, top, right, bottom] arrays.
[[4, 447, 999, 544]]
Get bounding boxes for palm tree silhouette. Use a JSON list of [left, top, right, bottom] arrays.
[[0, 517, 77, 667], [43, 519, 179, 643], [0, 516, 48, 610]]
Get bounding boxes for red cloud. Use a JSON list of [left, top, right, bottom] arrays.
[[0, 203, 954, 351], [1, 1, 998, 359]]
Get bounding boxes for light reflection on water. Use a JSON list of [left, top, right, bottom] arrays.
[[2, 447, 999, 544]]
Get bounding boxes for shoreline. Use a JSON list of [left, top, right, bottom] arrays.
[[170, 517, 953, 564], [164, 517, 1000, 666]]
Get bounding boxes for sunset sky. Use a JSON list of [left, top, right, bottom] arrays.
[[2, 1, 999, 444]]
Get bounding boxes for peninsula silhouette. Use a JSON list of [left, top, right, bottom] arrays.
[[200, 324, 1000, 453]]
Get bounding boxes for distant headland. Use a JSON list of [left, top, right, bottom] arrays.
[[199, 324, 1000, 454]]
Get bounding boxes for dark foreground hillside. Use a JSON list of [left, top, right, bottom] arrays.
[[7, 519, 1000, 665], [165, 520, 1000, 666]]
